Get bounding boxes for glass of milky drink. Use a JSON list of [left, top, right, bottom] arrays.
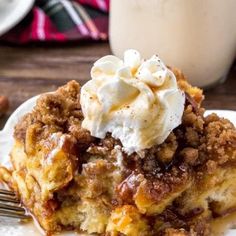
[[109, 0, 236, 88]]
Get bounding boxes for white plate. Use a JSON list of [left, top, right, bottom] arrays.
[[0, 97, 236, 235], [0, 0, 34, 36]]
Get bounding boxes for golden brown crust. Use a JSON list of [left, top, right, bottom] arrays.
[[0, 95, 9, 117], [163, 228, 190, 236], [169, 67, 204, 106], [1, 70, 236, 236]]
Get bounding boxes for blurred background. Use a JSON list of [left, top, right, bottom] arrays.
[[0, 0, 235, 129]]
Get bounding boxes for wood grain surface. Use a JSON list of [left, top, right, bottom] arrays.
[[0, 42, 235, 129]]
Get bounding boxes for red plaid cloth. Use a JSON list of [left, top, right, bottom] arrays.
[[0, 0, 109, 43]]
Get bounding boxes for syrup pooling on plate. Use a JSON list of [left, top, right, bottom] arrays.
[[81, 49, 185, 154]]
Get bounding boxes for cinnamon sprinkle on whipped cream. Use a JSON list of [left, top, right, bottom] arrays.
[[80, 49, 185, 154]]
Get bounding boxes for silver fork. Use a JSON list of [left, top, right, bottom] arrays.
[[0, 189, 30, 220]]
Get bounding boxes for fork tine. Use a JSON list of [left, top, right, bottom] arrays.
[[0, 189, 30, 220], [0, 189, 16, 196], [0, 196, 20, 204], [0, 189, 20, 204], [0, 203, 25, 212], [0, 208, 26, 216], [0, 210, 30, 219], [0, 203, 30, 219]]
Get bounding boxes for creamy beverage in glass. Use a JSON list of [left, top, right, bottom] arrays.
[[109, 0, 236, 87]]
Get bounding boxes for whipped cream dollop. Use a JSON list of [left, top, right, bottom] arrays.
[[80, 49, 185, 154]]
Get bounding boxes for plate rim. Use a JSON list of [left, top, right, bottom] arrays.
[[0, 0, 35, 36]]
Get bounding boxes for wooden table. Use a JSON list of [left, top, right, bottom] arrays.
[[0, 42, 235, 129]]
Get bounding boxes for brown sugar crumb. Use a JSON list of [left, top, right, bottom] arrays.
[[0, 95, 9, 117], [179, 148, 198, 166], [170, 66, 204, 106], [206, 160, 217, 174], [182, 105, 204, 131], [163, 228, 189, 236], [203, 113, 236, 165], [155, 133, 178, 164], [14, 80, 94, 149]]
